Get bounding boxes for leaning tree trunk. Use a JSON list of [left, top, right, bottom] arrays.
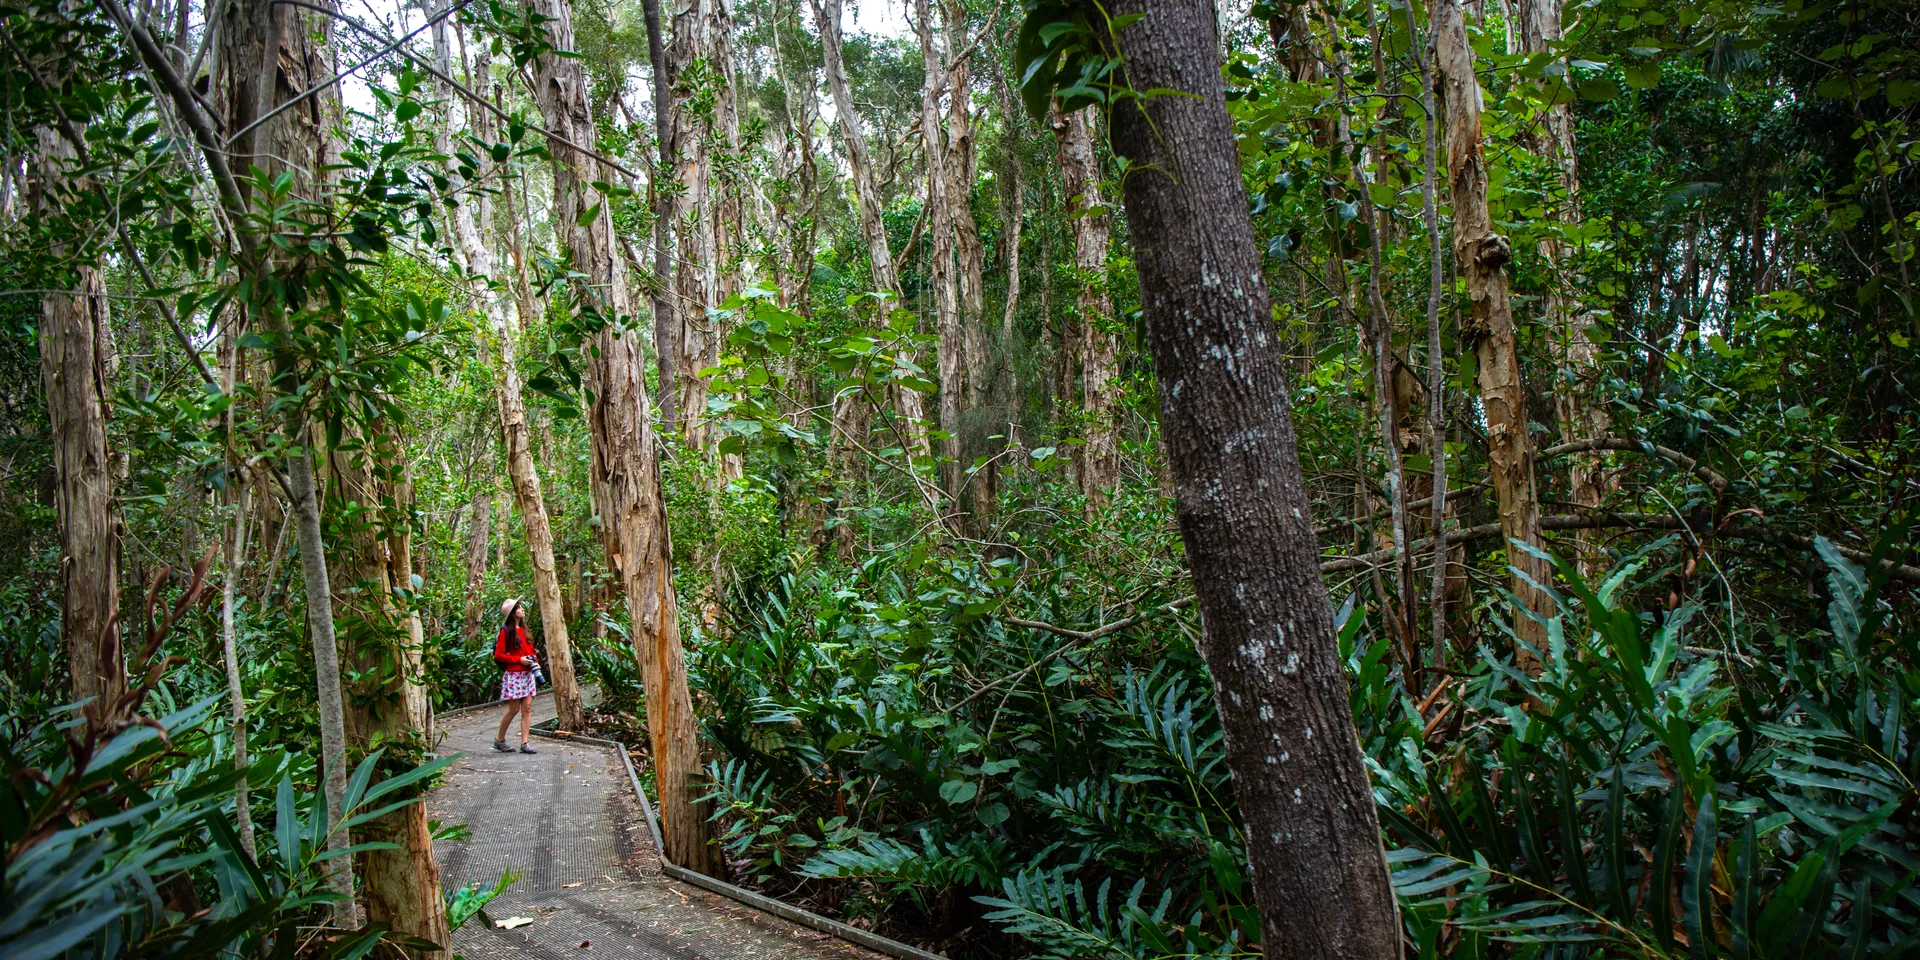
[[1103, 1, 1402, 955], [813, 0, 928, 462], [529, 0, 723, 877], [437, 19, 585, 731], [1050, 103, 1118, 509], [32, 125, 122, 712], [1434, 0, 1554, 663]]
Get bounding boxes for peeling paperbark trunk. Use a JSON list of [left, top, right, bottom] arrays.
[[1518, 0, 1611, 573], [461, 488, 491, 641], [1050, 104, 1118, 508], [33, 126, 121, 711], [1104, 1, 1401, 955], [1435, 0, 1553, 664], [666, 0, 716, 446], [943, 12, 987, 392], [642, 0, 677, 424], [438, 26, 584, 732], [211, 0, 360, 918], [529, 0, 722, 877], [326, 421, 448, 957], [996, 76, 1025, 406], [812, 0, 927, 462], [942, 15, 994, 524], [916, 0, 964, 503]]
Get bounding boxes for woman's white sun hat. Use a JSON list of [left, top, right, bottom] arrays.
[[500, 598, 522, 620]]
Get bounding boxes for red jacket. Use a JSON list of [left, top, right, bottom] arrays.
[[494, 625, 536, 672]]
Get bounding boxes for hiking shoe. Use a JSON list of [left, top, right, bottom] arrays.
[[493, 739, 513, 753], [519, 742, 539, 754]]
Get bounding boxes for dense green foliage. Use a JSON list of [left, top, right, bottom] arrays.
[[1, 0, 1917, 956]]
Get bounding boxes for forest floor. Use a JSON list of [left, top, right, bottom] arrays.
[[429, 693, 882, 959]]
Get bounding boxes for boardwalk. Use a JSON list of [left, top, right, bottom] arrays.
[[430, 695, 882, 960]]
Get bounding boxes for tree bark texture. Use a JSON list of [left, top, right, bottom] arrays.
[[813, 0, 927, 461], [213, 0, 360, 919], [1518, 0, 1611, 573], [529, 0, 723, 877], [642, 0, 678, 424], [1434, 0, 1553, 662], [915, 0, 964, 501], [1051, 104, 1119, 509], [328, 428, 448, 958], [33, 126, 122, 712], [441, 66, 585, 731], [461, 488, 491, 642], [996, 75, 1025, 406], [1105, 2, 1402, 955], [668, 0, 715, 445]]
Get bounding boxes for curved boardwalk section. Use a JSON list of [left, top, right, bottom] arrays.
[[431, 695, 880, 960]]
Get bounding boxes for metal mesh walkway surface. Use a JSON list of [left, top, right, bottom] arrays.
[[429, 695, 881, 960]]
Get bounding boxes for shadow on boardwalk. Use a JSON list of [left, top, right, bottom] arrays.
[[430, 692, 882, 960]]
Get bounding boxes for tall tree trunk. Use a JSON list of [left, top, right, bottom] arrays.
[[812, 0, 928, 461], [1103, 2, 1400, 955], [208, 0, 360, 919], [32, 125, 121, 712], [1050, 104, 1118, 508], [439, 16, 585, 731], [642, 0, 677, 425], [668, 0, 713, 444], [996, 75, 1024, 407], [220, 325, 258, 859], [1354, 6, 1418, 670], [529, 0, 723, 877], [1519, 0, 1610, 573], [328, 428, 448, 957], [943, 9, 987, 392], [915, 0, 963, 501], [461, 488, 491, 642], [1434, 0, 1553, 664], [1406, 0, 1454, 669], [942, 11, 993, 523]]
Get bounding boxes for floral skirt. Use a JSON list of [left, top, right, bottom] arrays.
[[500, 670, 536, 701]]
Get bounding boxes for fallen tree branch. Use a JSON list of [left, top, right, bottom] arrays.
[[949, 596, 1196, 713], [1322, 512, 1920, 585], [1541, 437, 1729, 497]]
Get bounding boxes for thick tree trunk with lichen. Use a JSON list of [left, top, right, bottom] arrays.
[[33, 125, 121, 712], [1435, 0, 1553, 663], [529, 0, 723, 878], [1104, 1, 1402, 954], [1050, 104, 1118, 508]]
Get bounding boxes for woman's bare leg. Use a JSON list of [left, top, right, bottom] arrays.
[[518, 697, 532, 743], [496, 699, 515, 741]]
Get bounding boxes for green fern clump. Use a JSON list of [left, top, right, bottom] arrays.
[[1373, 531, 1919, 958]]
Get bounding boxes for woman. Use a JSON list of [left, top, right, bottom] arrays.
[[492, 598, 540, 754]]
